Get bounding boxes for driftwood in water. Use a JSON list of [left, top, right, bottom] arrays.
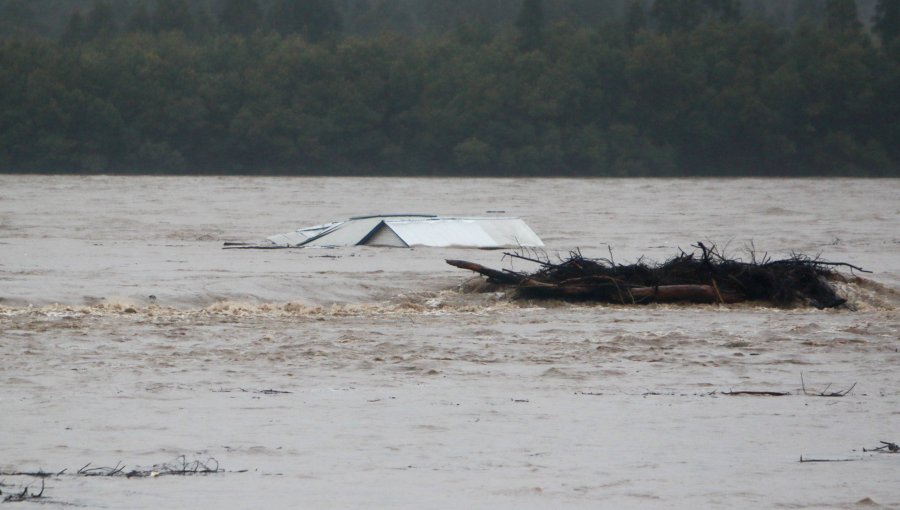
[[447, 259, 743, 304], [446, 260, 524, 286], [2, 479, 44, 502], [448, 243, 867, 308], [863, 441, 900, 453]]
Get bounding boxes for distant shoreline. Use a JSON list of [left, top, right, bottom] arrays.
[[1, 170, 896, 178]]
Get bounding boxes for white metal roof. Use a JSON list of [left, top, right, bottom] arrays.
[[266, 215, 543, 248]]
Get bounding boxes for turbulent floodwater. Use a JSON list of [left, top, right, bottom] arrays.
[[1, 176, 898, 509]]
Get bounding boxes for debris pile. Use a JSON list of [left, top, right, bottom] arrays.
[[76, 456, 221, 478], [448, 243, 869, 309]]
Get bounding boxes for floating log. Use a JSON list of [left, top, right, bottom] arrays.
[[445, 259, 523, 285], [628, 284, 744, 304]]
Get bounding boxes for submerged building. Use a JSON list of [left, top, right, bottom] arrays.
[[264, 214, 544, 249]]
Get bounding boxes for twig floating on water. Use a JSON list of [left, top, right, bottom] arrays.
[[801, 373, 856, 397], [2, 479, 44, 502], [212, 388, 292, 395], [863, 441, 900, 453], [799, 456, 859, 463], [78, 461, 126, 477], [722, 390, 792, 396]]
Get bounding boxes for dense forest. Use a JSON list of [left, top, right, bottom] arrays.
[[0, 0, 898, 176]]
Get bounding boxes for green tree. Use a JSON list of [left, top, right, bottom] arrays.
[[269, 0, 342, 42], [747, 0, 768, 21], [220, 0, 262, 35], [345, 0, 414, 37], [706, 0, 742, 23], [453, 137, 495, 172], [651, 0, 704, 32], [61, 10, 86, 44], [651, 0, 740, 33], [0, 0, 41, 38], [825, 0, 861, 33], [624, 0, 647, 42], [153, 0, 193, 34], [1, 4, 897, 176], [84, 1, 117, 40], [873, 0, 900, 44], [190, 3, 215, 40], [516, 0, 544, 51], [127, 1, 153, 32], [793, 0, 825, 25]]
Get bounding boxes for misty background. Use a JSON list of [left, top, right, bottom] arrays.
[[1, 0, 897, 176]]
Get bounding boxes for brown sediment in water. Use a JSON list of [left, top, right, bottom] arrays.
[[0, 275, 895, 326], [1, 176, 898, 509]]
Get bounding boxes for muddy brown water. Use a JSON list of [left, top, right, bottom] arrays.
[[1, 176, 898, 508]]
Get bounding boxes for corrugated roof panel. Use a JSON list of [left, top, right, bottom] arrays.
[[266, 221, 343, 247], [472, 218, 544, 247], [263, 215, 544, 248], [302, 217, 385, 247], [267, 231, 311, 246], [350, 214, 436, 221], [296, 222, 342, 236], [383, 219, 497, 247]]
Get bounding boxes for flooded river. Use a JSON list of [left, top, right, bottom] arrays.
[[1, 176, 898, 508]]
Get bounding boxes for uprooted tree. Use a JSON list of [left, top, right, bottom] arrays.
[[448, 243, 870, 309]]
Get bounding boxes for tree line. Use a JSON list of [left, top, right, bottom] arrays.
[[0, 0, 898, 176], [4, 1, 884, 41]]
